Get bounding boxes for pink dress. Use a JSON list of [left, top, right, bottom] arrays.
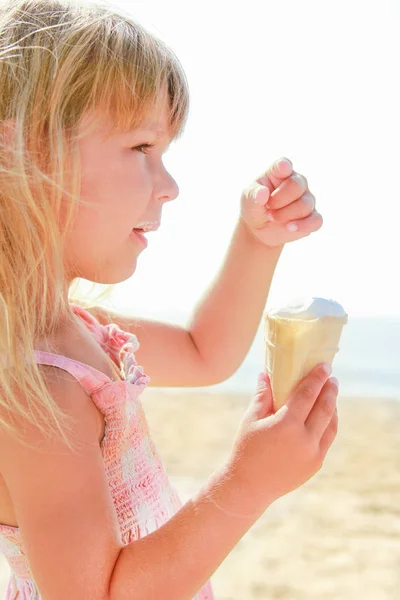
[[0, 304, 214, 599]]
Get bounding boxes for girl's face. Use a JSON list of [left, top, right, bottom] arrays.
[[64, 92, 179, 285]]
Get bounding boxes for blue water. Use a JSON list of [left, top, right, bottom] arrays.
[[181, 316, 400, 400]]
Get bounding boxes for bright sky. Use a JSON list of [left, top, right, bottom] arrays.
[[84, 0, 399, 320]]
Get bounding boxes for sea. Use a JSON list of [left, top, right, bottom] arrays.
[[165, 315, 400, 400]]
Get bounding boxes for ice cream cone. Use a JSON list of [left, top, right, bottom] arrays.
[[264, 298, 348, 410]]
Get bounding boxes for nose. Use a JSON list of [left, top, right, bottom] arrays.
[[156, 164, 179, 204]]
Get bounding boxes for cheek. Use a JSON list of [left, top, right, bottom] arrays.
[[77, 152, 153, 238], [128, 157, 152, 190], [98, 155, 152, 207]]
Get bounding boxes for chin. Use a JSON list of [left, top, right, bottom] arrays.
[[104, 266, 138, 285], [80, 261, 139, 286]]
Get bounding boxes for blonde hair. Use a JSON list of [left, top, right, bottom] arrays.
[[0, 0, 189, 450]]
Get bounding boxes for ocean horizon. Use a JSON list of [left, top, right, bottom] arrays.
[[152, 314, 400, 401]]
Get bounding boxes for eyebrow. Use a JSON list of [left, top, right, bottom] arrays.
[[154, 129, 169, 139], [128, 126, 169, 138]]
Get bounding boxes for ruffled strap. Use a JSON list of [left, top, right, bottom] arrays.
[[102, 321, 140, 357], [102, 321, 149, 386], [71, 305, 150, 387], [71, 304, 138, 350]]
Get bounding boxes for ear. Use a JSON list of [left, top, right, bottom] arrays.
[[0, 119, 17, 169], [0, 119, 17, 149], [0, 118, 47, 165], [0, 119, 17, 141]]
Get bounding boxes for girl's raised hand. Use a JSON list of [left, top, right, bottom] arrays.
[[240, 157, 323, 248]]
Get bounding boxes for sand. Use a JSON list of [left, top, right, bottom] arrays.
[[1, 390, 400, 599]]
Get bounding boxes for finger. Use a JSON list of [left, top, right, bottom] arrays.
[[267, 173, 308, 210], [283, 210, 323, 236], [286, 363, 332, 422], [246, 181, 271, 206], [249, 372, 274, 420], [256, 157, 293, 193], [319, 407, 338, 458], [305, 378, 338, 440], [268, 192, 316, 223]]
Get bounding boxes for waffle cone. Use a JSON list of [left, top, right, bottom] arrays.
[[264, 313, 348, 410]]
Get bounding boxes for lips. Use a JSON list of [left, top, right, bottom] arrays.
[[130, 228, 148, 247], [133, 220, 161, 232]]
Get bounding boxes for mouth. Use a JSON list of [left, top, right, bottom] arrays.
[[130, 220, 161, 248], [130, 228, 148, 247], [133, 220, 161, 233]]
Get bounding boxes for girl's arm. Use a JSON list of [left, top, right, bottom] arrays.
[[109, 464, 262, 600], [0, 363, 337, 600], [0, 369, 263, 600], [89, 223, 282, 388]]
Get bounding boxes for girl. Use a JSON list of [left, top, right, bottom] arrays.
[[0, 0, 338, 598]]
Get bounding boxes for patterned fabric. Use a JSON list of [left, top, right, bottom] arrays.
[[0, 304, 214, 599]]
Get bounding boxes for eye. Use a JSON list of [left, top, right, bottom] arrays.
[[132, 143, 155, 154]]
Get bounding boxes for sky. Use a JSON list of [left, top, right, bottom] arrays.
[[80, 0, 400, 320]]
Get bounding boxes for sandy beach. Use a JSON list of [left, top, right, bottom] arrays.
[[1, 390, 400, 599]]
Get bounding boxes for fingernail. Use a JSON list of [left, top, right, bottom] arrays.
[[278, 157, 292, 168], [322, 363, 332, 376], [253, 187, 270, 205], [287, 222, 298, 232]]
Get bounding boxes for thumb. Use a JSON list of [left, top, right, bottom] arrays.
[[251, 372, 274, 419], [257, 157, 293, 193], [245, 181, 271, 207]]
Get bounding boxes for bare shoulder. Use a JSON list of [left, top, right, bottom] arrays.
[[0, 368, 122, 600], [0, 365, 102, 458], [41, 364, 103, 440]]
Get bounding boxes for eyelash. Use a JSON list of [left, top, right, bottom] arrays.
[[132, 143, 155, 154]]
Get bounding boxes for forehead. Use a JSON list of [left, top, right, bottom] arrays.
[[79, 89, 173, 141], [131, 93, 172, 137]]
